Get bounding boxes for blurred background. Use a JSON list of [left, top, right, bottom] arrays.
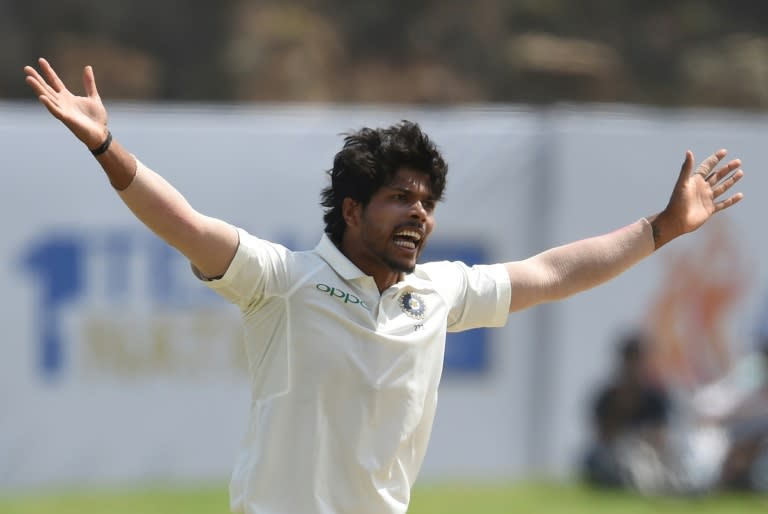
[[2, 1, 768, 513], [2, 0, 768, 106]]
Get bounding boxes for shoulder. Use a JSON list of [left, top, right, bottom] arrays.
[[412, 261, 469, 293], [230, 228, 326, 282], [416, 260, 510, 289], [414, 260, 462, 280], [237, 229, 318, 262], [414, 260, 509, 301]]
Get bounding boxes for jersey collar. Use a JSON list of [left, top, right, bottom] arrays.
[[314, 233, 433, 292], [315, 233, 369, 281]]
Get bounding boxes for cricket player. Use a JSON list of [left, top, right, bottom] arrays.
[[24, 58, 745, 514]]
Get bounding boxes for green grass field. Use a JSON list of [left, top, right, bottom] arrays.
[[1, 482, 766, 514]]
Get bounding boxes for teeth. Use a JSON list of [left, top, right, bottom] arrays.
[[395, 230, 422, 241], [394, 240, 416, 249]]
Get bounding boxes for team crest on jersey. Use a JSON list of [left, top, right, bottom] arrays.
[[399, 291, 426, 320]]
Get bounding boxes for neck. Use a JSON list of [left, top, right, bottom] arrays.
[[372, 271, 403, 293]]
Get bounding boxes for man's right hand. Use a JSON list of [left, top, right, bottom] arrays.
[[24, 57, 109, 150], [23, 57, 240, 280]]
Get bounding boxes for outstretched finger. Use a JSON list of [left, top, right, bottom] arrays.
[[693, 149, 727, 178], [707, 158, 741, 185], [38, 94, 64, 119], [82, 65, 100, 99], [714, 192, 744, 213], [25, 77, 62, 114], [24, 66, 58, 97], [712, 168, 744, 198], [38, 57, 66, 93]]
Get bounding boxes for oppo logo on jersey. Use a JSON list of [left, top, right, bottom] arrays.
[[315, 283, 369, 309]]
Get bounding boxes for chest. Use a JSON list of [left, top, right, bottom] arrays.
[[289, 277, 448, 384], [299, 276, 443, 334]]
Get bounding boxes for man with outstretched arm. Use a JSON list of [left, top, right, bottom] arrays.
[[24, 57, 744, 514]]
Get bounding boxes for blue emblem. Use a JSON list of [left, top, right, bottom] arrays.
[[399, 291, 426, 320]]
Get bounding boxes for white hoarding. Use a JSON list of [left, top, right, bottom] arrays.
[[1, 103, 766, 489]]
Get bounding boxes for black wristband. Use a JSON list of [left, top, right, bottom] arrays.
[[90, 130, 112, 157]]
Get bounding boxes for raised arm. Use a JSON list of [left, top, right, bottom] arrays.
[[24, 58, 238, 279], [505, 149, 744, 312]]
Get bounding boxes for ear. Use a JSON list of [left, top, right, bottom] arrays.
[[342, 197, 361, 228]]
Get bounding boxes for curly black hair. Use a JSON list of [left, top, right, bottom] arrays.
[[320, 121, 448, 245]]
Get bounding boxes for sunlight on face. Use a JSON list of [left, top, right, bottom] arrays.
[[355, 168, 437, 277]]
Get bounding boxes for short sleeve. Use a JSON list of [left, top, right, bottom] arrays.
[[195, 228, 294, 312], [421, 261, 511, 332]]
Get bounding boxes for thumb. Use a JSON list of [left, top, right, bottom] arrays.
[[83, 65, 99, 98], [674, 150, 694, 188]]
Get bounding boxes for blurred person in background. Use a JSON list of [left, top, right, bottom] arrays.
[[23, 57, 746, 514], [582, 331, 672, 492], [691, 322, 768, 492]]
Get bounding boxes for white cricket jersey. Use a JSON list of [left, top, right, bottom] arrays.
[[201, 229, 511, 514]]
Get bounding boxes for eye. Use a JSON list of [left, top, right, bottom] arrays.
[[423, 200, 436, 212], [393, 193, 408, 201]]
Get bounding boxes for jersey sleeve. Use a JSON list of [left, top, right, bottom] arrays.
[[424, 261, 511, 332], [194, 228, 294, 312]]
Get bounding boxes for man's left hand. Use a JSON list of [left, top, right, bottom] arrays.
[[652, 149, 744, 248]]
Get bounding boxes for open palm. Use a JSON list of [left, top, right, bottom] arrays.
[[24, 58, 108, 149], [664, 149, 744, 235]]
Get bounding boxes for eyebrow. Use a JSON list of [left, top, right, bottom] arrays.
[[389, 185, 436, 200]]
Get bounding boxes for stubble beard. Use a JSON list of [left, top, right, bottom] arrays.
[[383, 238, 427, 274], [358, 211, 427, 274], [383, 254, 416, 274], [362, 232, 421, 274]]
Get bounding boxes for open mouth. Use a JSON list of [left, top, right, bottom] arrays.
[[393, 229, 423, 251]]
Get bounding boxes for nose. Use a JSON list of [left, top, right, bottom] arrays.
[[410, 200, 428, 221]]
